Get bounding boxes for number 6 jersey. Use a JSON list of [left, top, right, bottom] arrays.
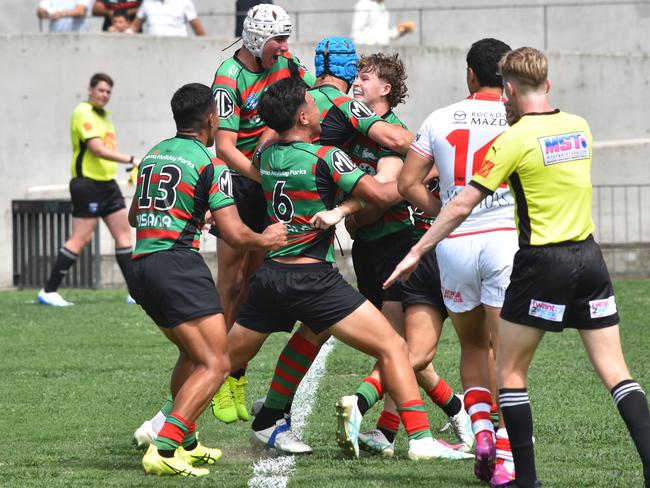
[[410, 92, 515, 236], [132, 135, 235, 260], [259, 141, 366, 262]]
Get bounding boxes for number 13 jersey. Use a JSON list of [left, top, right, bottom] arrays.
[[411, 92, 515, 236], [133, 136, 235, 260]]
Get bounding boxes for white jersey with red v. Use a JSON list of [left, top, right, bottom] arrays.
[[411, 92, 515, 236]]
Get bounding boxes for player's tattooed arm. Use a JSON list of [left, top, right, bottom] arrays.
[[211, 205, 287, 250], [368, 121, 414, 155], [398, 149, 441, 217], [215, 130, 261, 182]]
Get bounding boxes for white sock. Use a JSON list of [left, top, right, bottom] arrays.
[[150, 410, 166, 438]]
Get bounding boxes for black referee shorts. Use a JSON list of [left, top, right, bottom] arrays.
[[501, 236, 619, 332], [70, 177, 126, 218], [237, 259, 367, 335], [132, 249, 223, 328]]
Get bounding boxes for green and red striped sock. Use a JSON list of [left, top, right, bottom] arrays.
[[355, 377, 384, 415], [397, 399, 432, 440], [264, 332, 319, 410], [377, 410, 400, 443], [181, 422, 197, 451], [426, 378, 462, 417], [154, 412, 190, 457]]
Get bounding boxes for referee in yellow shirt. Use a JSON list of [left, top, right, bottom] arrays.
[[38, 73, 141, 306], [385, 47, 650, 488]]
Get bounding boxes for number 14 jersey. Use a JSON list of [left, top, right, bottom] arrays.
[[411, 92, 515, 236]]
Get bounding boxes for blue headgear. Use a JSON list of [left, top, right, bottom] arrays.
[[314, 36, 358, 88]]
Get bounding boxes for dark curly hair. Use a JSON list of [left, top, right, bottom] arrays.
[[357, 53, 408, 109]]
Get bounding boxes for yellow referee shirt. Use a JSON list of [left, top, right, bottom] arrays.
[[470, 110, 594, 246], [70, 102, 117, 181]]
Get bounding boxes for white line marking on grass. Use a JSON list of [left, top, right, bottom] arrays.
[[248, 336, 336, 488]]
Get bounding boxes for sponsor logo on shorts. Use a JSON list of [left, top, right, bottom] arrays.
[[589, 295, 617, 318], [214, 88, 234, 119], [88, 202, 99, 214], [528, 299, 565, 322], [442, 287, 463, 303], [538, 131, 589, 165]]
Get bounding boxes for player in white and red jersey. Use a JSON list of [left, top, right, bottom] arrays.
[[400, 38, 517, 487]]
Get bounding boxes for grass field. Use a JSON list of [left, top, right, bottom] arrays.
[[1, 282, 649, 487]]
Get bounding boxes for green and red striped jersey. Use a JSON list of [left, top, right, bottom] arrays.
[[133, 136, 234, 260], [346, 110, 413, 241], [411, 178, 441, 242], [212, 51, 316, 164], [310, 84, 384, 148], [259, 141, 366, 262]]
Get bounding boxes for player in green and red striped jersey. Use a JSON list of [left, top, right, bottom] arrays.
[[209, 4, 316, 423], [224, 76, 472, 461], [127, 83, 286, 476], [312, 54, 472, 457]]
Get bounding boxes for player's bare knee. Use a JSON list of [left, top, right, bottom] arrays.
[[410, 349, 435, 371]]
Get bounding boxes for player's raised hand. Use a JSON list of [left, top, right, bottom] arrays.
[[262, 222, 288, 250], [383, 248, 421, 289], [309, 207, 345, 229]]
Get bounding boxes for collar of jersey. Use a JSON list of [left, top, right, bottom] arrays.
[[522, 108, 561, 117], [234, 49, 266, 74], [467, 92, 505, 102]]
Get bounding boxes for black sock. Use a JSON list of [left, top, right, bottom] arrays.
[[612, 379, 650, 482], [252, 406, 285, 431], [442, 394, 462, 417], [115, 247, 137, 292], [285, 400, 293, 416], [355, 393, 370, 416], [44, 247, 78, 292], [499, 388, 538, 487], [378, 427, 396, 444], [183, 439, 198, 451], [230, 368, 246, 380], [158, 449, 175, 458]]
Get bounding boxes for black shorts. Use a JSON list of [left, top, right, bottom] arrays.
[[352, 227, 413, 309], [401, 248, 448, 320], [70, 177, 126, 218], [237, 260, 367, 335], [210, 173, 267, 237], [501, 236, 619, 332], [131, 249, 223, 328]]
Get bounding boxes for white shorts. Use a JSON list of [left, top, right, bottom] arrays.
[[435, 230, 518, 313]]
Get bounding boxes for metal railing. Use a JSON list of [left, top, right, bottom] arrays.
[[12, 200, 101, 289], [592, 184, 650, 278], [207, 1, 648, 48]]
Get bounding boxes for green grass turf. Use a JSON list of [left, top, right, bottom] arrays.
[[1, 282, 649, 487]]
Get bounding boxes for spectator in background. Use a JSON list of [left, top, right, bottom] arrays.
[[108, 9, 135, 32], [92, 0, 141, 31], [131, 0, 206, 37], [235, 0, 273, 37], [351, 0, 415, 46], [37, 0, 93, 32]]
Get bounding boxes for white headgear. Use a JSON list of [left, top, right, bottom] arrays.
[[242, 4, 292, 59]]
